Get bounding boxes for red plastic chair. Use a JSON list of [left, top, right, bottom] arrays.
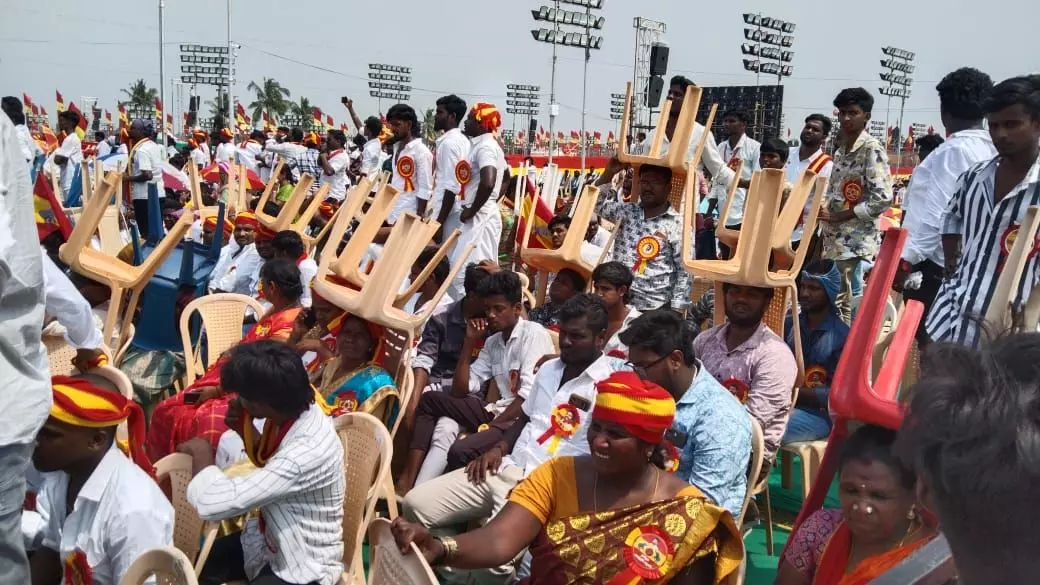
[[781, 228, 925, 557]]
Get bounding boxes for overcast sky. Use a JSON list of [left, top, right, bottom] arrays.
[[3, 0, 1037, 137]]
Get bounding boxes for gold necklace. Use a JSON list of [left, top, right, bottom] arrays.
[[848, 517, 922, 571], [592, 464, 660, 512]]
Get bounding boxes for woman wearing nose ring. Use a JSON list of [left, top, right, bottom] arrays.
[[775, 425, 937, 585], [389, 371, 744, 584]]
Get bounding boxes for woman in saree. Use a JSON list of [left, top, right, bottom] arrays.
[[145, 258, 304, 461], [390, 371, 743, 584], [318, 313, 399, 426], [774, 424, 937, 585]]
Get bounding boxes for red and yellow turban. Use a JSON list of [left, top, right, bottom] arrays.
[[254, 223, 277, 242], [303, 132, 321, 147], [318, 201, 336, 219], [203, 215, 234, 240], [51, 376, 153, 476], [234, 211, 258, 229], [592, 371, 676, 444], [193, 129, 209, 140], [219, 127, 234, 140], [188, 138, 199, 150], [472, 102, 502, 133]]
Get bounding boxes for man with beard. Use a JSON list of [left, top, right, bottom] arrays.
[[431, 95, 471, 245], [693, 283, 796, 465], [386, 104, 434, 225], [207, 211, 262, 295], [400, 294, 619, 585], [926, 76, 1040, 348], [785, 114, 834, 255]]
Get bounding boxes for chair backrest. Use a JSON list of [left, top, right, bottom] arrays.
[[97, 205, 125, 257], [336, 413, 393, 576], [152, 454, 207, 565], [91, 365, 135, 443], [366, 517, 439, 585], [738, 416, 765, 529], [179, 294, 265, 385], [984, 205, 1040, 332], [118, 546, 199, 585]]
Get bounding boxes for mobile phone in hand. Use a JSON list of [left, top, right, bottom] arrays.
[[302, 308, 317, 328], [183, 391, 202, 404]]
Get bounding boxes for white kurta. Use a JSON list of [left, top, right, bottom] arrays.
[[449, 133, 506, 297]]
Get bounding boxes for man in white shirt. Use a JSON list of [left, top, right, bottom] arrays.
[[180, 341, 345, 585], [386, 104, 434, 226], [401, 294, 621, 584], [94, 131, 111, 158], [1, 97, 42, 175], [0, 110, 50, 585], [662, 76, 736, 197], [126, 119, 166, 240], [708, 109, 761, 257], [396, 271, 555, 494], [208, 211, 263, 295], [189, 136, 211, 169], [898, 68, 996, 343], [430, 95, 471, 245], [264, 128, 307, 182], [360, 116, 385, 178], [214, 127, 236, 165], [52, 110, 83, 198], [785, 114, 835, 252], [237, 130, 265, 173], [30, 375, 172, 585], [318, 129, 351, 202], [447, 102, 507, 298]]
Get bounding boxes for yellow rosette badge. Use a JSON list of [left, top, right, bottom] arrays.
[[632, 236, 661, 275], [536, 403, 580, 455], [397, 155, 416, 192], [805, 365, 828, 389]]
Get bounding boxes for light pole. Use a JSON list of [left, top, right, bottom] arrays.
[[368, 63, 412, 116], [609, 92, 624, 148], [180, 44, 231, 131], [530, 0, 604, 170], [158, 0, 167, 156], [631, 18, 666, 135], [740, 13, 795, 139], [878, 46, 915, 169], [506, 83, 540, 155]]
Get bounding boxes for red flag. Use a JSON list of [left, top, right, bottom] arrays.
[[55, 90, 65, 113], [33, 171, 73, 241], [515, 180, 554, 250], [326, 114, 334, 128], [67, 102, 87, 138], [22, 93, 33, 107], [312, 107, 322, 130], [31, 104, 39, 117], [154, 97, 163, 113]]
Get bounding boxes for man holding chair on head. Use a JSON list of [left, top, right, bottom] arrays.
[[28, 376, 173, 585]]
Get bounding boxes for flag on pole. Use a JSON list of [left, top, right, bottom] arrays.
[[326, 114, 334, 132], [104, 110, 112, 127], [33, 171, 73, 241], [40, 124, 59, 153], [312, 108, 322, 131], [118, 104, 129, 130], [66, 102, 87, 139], [166, 113, 173, 132], [55, 90, 65, 113], [22, 93, 33, 115], [235, 103, 248, 130], [515, 180, 554, 250]]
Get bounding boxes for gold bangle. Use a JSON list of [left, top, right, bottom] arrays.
[[436, 536, 459, 565]]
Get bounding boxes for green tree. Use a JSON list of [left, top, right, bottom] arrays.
[[422, 107, 437, 146], [120, 79, 158, 109], [291, 96, 313, 119], [246, 77, 291, 123]]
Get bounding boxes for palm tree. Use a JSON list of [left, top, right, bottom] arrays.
[[291, 96, 313, 119], [422, 108, 437, 146], [206, 91, 230, 130], [120, 79, 158, 109], [246, 77, 291, 123]]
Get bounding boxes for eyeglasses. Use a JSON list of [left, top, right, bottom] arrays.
[[625, 354, 669, 373]]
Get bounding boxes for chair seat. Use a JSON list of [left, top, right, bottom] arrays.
[[76, 248, 149, 285]]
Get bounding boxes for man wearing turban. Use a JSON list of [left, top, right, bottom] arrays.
[[208, 211, 263, 295]]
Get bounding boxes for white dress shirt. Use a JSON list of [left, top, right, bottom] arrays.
[[42, 252, 104, 350], [129, 139, 165, 201], [298, 257, 318, 308], [322, 149, 351, 201], [15, 124, 42, 166], [388, 138, 434, 225], [506, 354, 625, 477], [191, 146, 211, 168], [215, 141, 236, 165], [37, 446, 174, 585], [188, 403, 345, 585], [712, 133, 761, 226], [95, 140, 112, 158], [602, 308, 642, 358], [467, 318, 555, 414], [360, 138, 383, 177], [55, 133, 83, 195], [265, 141, 307, 180], [431, 128, 471, 220], [785, 148, 835, 242], [208, 242, 262, 295], [661, 122, 736, 196], [902, 129, 997, 267], [237, 140, 263, 172], [0, 113, 50, 446]]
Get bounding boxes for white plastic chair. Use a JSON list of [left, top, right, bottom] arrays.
[[118, 546, 199, 585]]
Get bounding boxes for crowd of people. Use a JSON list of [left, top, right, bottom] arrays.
[[0, 65, 1039, 585]]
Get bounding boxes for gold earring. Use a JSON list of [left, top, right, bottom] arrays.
[[907, 506, 917, 521]]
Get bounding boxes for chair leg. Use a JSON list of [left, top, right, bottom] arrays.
[[102, 285, 125, 348], [116, 287, 145, 352], [382, 474, 399, 519], [780, 451, 792, 489], [800, 450, 812, 500], [763, 483, 774, 556]]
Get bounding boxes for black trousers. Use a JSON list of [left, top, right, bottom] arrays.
[[133, 198, 158, 240], [902, 260, 944, 346], [199, 534, 319, 585]]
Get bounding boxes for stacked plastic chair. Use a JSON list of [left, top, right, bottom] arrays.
[[782, 228, 925, 556], [983, 205, 1040, 332]]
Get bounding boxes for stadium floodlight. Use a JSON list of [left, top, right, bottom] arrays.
[[882, 47, 915, 61]]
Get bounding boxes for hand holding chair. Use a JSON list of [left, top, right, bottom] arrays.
[[254, 173, 330, 235], [318, 175, 401, 290]]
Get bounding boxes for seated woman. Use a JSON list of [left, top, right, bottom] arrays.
[[390, 371, 743, 585], [145, 258, 304, 460], [775, 424, 937, 585], [318, 313, 398, 426]]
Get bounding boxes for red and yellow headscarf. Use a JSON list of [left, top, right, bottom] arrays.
[[234, 211, 258, 229], [592, 372, 676, 444], [50, 376, 153, 476], [254, 223, 277, 242], [219, 127, 234, 140], [303, 132, 321, 148], [472, 102, 502, 133], [193, 129, 209, 141], [203, 215, 234, 240], [188, 138, 199, 150]]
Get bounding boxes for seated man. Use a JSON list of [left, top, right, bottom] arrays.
[[401, 293, 620, 584], [270, 230, 317, 308], [620, 310, 751, 517], [208, 211, 262, 295], [181, 341, 345, 585], [591, 261, 641, 358], [547, 214, 571, 250], [396, 271, 555, 494], [547, 212, 605, 266], [30, 375, 172, 585], [200, 214, 234, 248], [528, 268, 585, 330], [694, 283, 797, 465], [782, 260, 849, 444]]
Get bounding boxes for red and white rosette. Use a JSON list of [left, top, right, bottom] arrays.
[[334, 390, 359, 414], [63, 549, 92, 585], [805, 365, 828, 389], [607, 525, 676, 584], [455, 160, 472, 200], [536, 403, 581, 455], [662, 442, 681, 474], [841, 179, 863, 208], [632, 236, 661, 275], [722, 377, 749, 404], [397, 155, 416, 192]]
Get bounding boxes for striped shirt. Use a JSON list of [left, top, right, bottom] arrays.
[[926, 155, 1040, 347], [187, 403, 345, 585]]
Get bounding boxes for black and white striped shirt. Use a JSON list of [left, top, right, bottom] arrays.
[[926, 155, 1040, 347], [187, 403, 345, 585]]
